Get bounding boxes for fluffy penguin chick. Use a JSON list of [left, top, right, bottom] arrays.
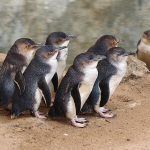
[[83, 47, 135, 118], [49, 52, 106, 128], [0, 38, 38, 108], [137, 30, 150, 70], [11, 45, 64, 119], [45, 32, 76, 92]]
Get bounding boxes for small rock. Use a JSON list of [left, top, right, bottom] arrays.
[[64, 133, 68, 136], [128, 102, 141, 108], [129, 103, 137, 108]]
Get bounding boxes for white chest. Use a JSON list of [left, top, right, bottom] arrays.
[[138, 42, 150, 53], [109, 62, 127, 97], [45, 59, 58, 84], [137, 42, 150, 64], [58, 48, 68, 61], [57, 48, 68, 81], [26, 52, 34, 64], [57, 60, 67, 80], [21, 51, 35, 73], [82, 68, 98, 84], [22, 66, 27, 73], [79, 68, 98, 108]]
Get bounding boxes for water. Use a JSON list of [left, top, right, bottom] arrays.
[[0, 0, 150, 64]]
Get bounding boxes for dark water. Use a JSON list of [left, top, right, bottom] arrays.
[[0, 0, 150, 64]]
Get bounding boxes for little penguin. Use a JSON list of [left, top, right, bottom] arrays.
[[11, 45, 66, 119], [82, 47, 135, 118], [0, 38, 38, 108], [48, 52, 106, 127], [137, 30, 150, 70], [45, 32, 76, 92], [82, 35, 119, 113]]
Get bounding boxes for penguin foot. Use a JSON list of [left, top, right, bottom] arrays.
[[75, 117, 88, 123], [37, 111, 44, 115], [99, 107, 109, 113], [71, 118, 88, 128], [98, 111, 115, 118], [11, 114, 18, 119], [34, 111, 47, 119]]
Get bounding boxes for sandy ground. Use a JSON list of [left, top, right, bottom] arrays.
[[0, 73, 149, 150]]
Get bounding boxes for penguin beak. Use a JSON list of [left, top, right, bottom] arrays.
[[95, 55, 106, 61], [67, 35, 77, 40], [123, 52, 136, 56], [31, 43, 44, 48], [56, 46, 68, 51]]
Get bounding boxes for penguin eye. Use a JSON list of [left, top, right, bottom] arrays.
[[48, 52, 52, 55], [117, 52, 124, 56], [56, 38, 63, 44], [112, 40, 117, 45], [26, 44, 33, 49]]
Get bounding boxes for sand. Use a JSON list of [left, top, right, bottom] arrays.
[[0, 73, 149, 150], [0, 53, 150, 150]]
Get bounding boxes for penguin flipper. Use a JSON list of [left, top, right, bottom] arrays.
[[71, 84, 81, 114], [99, 79, 110, 107], [14, 71, 26, 95], [38, 77, 51, 107], [51, 73, 58, 92], [6, 53, 27, 68]]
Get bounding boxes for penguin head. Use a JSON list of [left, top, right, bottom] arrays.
[[96, 35, 119, 47], [92, 35, 119, 54], [10, 38, 39, 59], [45, 32, 76, 47], [34, 45, 66, 64], [142, 30, 150, 44], [107, 47, 135, 63], [45, 32, 76, 61], [73, 52, 106, 70]]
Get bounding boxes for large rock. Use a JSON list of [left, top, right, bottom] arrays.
[[125, 56, 149, 79]]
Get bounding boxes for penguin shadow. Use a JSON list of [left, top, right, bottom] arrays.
[[0, 108, 11, 116], [47, 111, 117, 128], [39, 100, 68, 125], [47, 116, 71, 126]]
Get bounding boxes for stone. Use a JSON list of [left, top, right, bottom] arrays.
[[125, 56, 149, 79]]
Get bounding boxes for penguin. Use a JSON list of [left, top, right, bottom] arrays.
[[45, 32, 76, 92], [11, 45, 66, 119], [137, 30, 150, 70], [0, 38, 38, 108], [81, 35, 119, 113], [88, 35, 119, 55], [82, 47, 135, 118], [48, 52, 106, 127]]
